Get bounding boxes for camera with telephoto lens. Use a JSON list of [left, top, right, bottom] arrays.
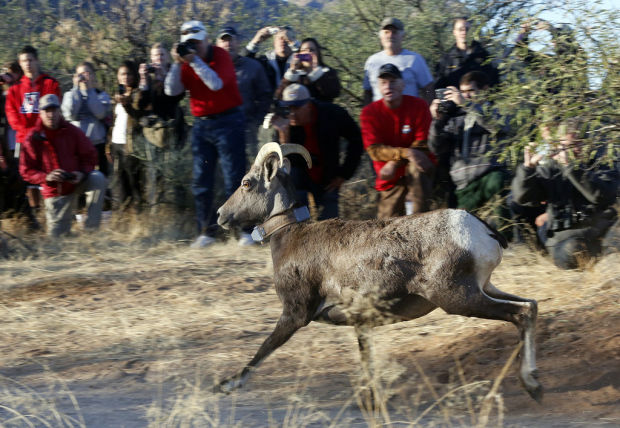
[[176, 40, 196, 57]]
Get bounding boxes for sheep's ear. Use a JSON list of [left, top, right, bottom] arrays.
[[263, 153, 281, 182], [280, 158, 291, 175]]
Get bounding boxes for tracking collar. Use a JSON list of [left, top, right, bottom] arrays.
[[251, 206, 311, 243]]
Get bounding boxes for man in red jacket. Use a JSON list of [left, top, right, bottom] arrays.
[[165, 20, 248, 247], [19, 94, 107, 236], [361, 63, 434, 218], [5, 45, 61, 212]]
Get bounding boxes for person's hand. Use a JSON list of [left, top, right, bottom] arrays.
[[271, 115, 290, 134], [523, 144, 545, 168], [379, 160, 399, 180], [430, 99, 442, 119], [138, 63, 149, 79], [404, 148, 433, 174], [171, 44, 182, 63], [46, 169, 66, 182], [535, 212, 548, 228], [445, 86, 466, 106], [114, 93, 130, 104], [552, 146, 570, 166], [73, 72, 91, 90], [69, 171, 84, 184], [325, 176, 345, 192], [251, 27, 275, 45]]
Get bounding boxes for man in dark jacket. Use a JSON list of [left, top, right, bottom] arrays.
[[512, 118, 618, 269], [269, 84, 363, 219], [19, 94, 106, 236], [216, 26, 272, 158], [435, 17, 499, 89], [429, 71, 509, 216]]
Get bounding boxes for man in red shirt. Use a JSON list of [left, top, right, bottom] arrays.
[[19, 94, 107, 236], [5, 45, 61, 212], [360, 63, 434, 218], [165, 20, 248, 247]]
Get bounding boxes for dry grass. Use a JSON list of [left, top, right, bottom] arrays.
[[0, 209, 619, 427]]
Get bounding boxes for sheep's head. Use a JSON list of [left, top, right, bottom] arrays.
[[217, 143, 312, 230]]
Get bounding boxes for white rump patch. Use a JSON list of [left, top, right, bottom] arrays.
[[447, 210, 502, 270]]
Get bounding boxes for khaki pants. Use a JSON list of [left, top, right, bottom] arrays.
[[44, 171, 107, 236], [377, 162, 435, 219]]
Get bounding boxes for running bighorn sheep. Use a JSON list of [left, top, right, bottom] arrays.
[[216, 143, 542, 402]]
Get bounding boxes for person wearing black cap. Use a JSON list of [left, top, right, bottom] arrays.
[[216, 26, 271, 159], [19, 94, 107, 236], [360, 63, 434, 218], [363, 17, 434, 106], [267, 83, 363, 219]]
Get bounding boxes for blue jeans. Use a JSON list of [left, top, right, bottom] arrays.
[[191, 109, 246, 235], [290, 166, 339, 220]]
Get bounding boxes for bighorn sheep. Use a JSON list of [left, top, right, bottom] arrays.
[[216, 143, 542, 402]]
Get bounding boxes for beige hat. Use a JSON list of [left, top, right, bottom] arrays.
[[280, 84, 311, 107], [39, 94, 60, 110]]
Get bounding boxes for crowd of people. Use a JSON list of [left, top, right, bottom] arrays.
[[0, 16, 617, 270]]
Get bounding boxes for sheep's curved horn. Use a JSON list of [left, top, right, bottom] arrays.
[[254, 142, 283, 167], [280, 144, 312, 169]]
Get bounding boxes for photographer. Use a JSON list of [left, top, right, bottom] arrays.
[[137, 43, 186, 211], [242, 25, 298, 94], [512, 118, 618, 269], [429, 71, 511, 232], [19, 95, 106, 236], [274, 37, 341, 103], [61, 61, 111, 176], [164, 20, 247, 248]]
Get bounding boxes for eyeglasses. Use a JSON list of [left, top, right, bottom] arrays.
[[181, 27, 202, 36]]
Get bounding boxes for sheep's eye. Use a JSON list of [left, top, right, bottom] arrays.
[[241, 179, 251, 189]]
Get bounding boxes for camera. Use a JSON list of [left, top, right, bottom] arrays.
[[118, 84, 125, 95], [61, 171, 77, 181], [0, 73, 14, 84], [296, 53, 312, 62], [274, 104, 290, 119], [146, 64, 157, 73], [435, 88, 457, 116], [176, 40, 196, 57]]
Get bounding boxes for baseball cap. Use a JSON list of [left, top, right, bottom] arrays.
[[279, 83, 311, 107], [377, 63, 402, 79], [39, 94, 60, 110], [180, 20, 207, 43], [217, 26, 238, 39], [380, 17, 404, 31]]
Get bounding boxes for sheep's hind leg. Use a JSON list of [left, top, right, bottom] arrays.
[[355, 326, 376, 411], [431, 282, 542, 402]]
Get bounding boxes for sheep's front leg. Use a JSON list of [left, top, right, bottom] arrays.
[[215, 309, 310, 393]]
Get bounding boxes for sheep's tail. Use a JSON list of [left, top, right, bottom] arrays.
[[469, 212, 508, 249]]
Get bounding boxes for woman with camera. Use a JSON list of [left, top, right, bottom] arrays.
[[109, 60, 149, 211], [61, 61, 112, 176], [274, 37, 341, 103]]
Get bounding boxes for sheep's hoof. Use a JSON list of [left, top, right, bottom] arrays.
[[213, 378, 235, 394], [521, 370, 543, 403]]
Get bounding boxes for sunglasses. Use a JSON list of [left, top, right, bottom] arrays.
[[181, 27, 202, 36]]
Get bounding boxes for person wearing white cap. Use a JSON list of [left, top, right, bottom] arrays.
[[363, 17, 434, 105], [19, 94, 107, 236], [164, 20, 248, 248], [268, 83, 363, 220]]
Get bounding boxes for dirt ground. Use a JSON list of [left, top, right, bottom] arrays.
[[0, 229, 619, 427]]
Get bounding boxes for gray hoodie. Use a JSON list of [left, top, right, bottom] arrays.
[[61, 87, 111, 145]]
